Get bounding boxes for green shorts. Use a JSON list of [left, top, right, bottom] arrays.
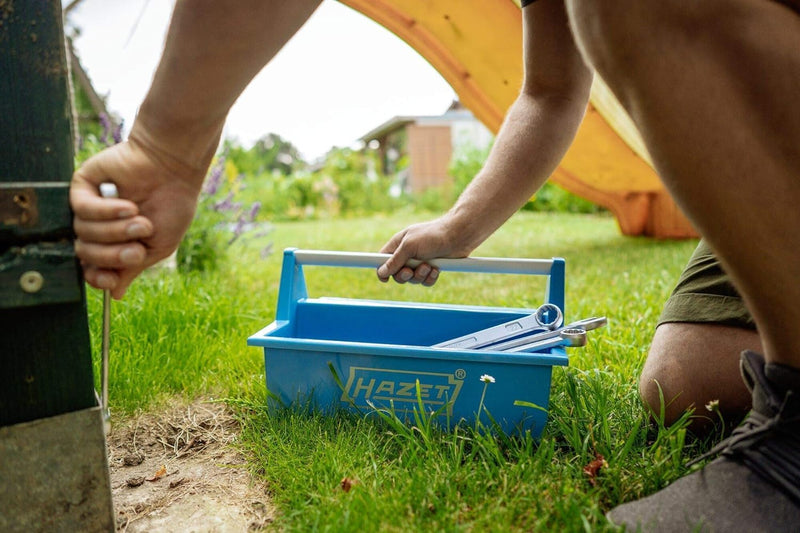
[[658, 240, 756, 330]]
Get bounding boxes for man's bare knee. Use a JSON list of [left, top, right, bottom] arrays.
[[639, 337, 696, 426], [639, 323, 761, 428], [640, 323, 757, 430]]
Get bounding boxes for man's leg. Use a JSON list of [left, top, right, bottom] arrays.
[[563, 0, 800, 529], [643, 323, 757, 430], [641, 241, 759, 432], [563, 0, 800, 366]]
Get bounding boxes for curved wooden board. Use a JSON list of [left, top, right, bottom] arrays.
[[339, 0, 696, 237]]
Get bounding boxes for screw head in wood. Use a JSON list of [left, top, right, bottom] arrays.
[[20, 270, 44, 293]]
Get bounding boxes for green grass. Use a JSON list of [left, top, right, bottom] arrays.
[[89, 210, 704, 531]]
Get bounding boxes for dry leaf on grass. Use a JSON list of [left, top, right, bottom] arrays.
[[340, 477, 359, 493], [146, 464, 167, 482], [583, 453, 608, 486]]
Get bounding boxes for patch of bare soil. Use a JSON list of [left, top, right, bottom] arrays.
[[107, 399, 273, 532]]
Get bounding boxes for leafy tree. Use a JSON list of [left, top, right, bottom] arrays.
[[449, 141, 603, 214], [224, 134, 306, 177]]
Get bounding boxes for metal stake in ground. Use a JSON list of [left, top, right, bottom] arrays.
[[99, 182, 118, 433]]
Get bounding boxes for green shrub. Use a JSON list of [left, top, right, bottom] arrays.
[[318, 147, 400, 216], [412, 186, 450, 213], [177, 156, 267, 273], [231, 145, 404, 220], [524, 181, 605, 214], [448, 142, 491, 202], [448, 141, 605, 214]]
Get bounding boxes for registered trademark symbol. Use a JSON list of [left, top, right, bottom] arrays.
[[455, 369, 466, 380]]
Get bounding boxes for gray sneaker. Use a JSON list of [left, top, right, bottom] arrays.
[[607, 351, 800, 531]]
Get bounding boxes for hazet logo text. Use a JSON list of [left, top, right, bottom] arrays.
[[341, 367, 464, 416]]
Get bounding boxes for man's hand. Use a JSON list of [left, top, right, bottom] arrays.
[[68, 0, 325, 299], [70, 136, 206, 299], [378, 2, 592, 288], [377, 216, 472, 286]]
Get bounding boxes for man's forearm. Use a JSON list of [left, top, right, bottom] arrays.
[[442, 0, 593, 254], [132, 0, 322, 176], [445, 87, 591, 253]]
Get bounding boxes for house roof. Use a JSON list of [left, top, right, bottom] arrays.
[[359, 116, 418, 142], [359, 101, 478, 142]]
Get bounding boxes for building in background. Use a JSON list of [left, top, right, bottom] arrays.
[[360, 101, 493, 195]]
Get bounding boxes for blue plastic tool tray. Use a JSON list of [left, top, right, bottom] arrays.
[[248, 249, 569, 437]]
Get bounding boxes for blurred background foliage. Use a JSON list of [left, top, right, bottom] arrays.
[[72, 72, 604, 275]]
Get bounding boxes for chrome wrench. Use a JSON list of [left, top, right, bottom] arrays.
[[486, 316, 607, 352], [433, 303, 563, 349], [506, 327, 587, 353]]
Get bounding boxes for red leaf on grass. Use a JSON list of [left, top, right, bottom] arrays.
[[583, 453, 608, 486], [340, 477, 359, 493]]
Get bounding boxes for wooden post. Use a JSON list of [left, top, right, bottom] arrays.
[[0, 1, 114, 530]]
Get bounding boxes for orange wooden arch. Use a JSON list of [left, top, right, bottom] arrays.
[[339, 0, 696, 238]]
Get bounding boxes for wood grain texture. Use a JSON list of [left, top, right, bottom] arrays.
[[0, 0, 95, 426]]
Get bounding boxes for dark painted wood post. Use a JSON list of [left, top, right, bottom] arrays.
[[0, 1, 114, 530]]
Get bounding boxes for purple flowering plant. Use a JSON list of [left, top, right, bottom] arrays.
[[177, 155, 270, 273], [75, 111, 125, 165]]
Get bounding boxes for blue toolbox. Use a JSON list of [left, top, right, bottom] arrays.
[[248, 248, 569, 437]]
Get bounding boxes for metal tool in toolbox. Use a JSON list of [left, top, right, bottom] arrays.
[[506, 326, 588, 352], [433, 302, 564, 349], [435, 311, 607, 353], [489, 315, 607, 352]]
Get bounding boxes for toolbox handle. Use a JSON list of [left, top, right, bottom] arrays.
[[292, 249, 557, 275], [276, 248, 565, 322]]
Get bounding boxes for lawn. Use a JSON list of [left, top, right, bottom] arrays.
[[90, 210, 704, 531]]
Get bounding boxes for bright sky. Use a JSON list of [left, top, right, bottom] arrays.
[[65, 0, 457, 161]]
